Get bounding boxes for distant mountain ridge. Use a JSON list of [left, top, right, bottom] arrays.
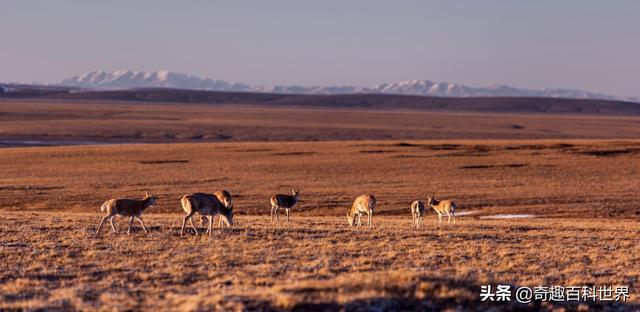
[[58, 70, 639, 103], [61, 70, 252, 92]]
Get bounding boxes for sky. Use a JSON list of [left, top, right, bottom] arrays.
[[1, 1, 638, 97]]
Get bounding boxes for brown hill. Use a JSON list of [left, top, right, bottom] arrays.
[[4, 86, 640, 115]]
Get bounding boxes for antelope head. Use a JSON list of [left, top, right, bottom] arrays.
[[426, 194, 435, 206], [347, 212, 355, 227], [222, 207, 234, 227], [292, 188, 300, 199], [144, 191, 158, 207]]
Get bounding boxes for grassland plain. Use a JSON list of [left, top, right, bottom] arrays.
[[0, 140, 638, 218], [1, 214, 638, 311], [0, 139, 639, 310], [3, 101, 640, 146]]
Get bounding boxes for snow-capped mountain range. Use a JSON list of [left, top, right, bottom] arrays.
[[58, 70, 638, 102]]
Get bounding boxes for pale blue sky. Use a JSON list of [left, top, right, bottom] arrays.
[[1, 1, 638, 97]]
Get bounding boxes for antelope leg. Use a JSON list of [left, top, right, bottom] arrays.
[[95, 215, 111, 236], [136, 217, 148, 233], [127, 216, 134, 234], [181, 213, 193, 236], [189, 216, 199, 236], [110, 216, 118, 233]]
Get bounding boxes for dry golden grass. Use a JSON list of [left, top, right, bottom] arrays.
[[0, 139, 639, 310], [0, 214, 638, 310], [0, 140, 638, 218], [3, 100, 640, 145]]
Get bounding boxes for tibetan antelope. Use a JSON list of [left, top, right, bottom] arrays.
[[95, 191, 158, 236], [411, 200, 426, 229], [347, 194, 376, 227], [270, 189, 300, 222], [200, 190, 233, 227], [180, 192, 234, 236], [427, 194, 457, 224]]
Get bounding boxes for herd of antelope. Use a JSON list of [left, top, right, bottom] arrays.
[[94, 189, 457, 236]]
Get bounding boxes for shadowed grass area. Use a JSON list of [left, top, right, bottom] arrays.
[[3, 100, 640, 145]]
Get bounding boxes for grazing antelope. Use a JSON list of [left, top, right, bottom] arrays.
[[95, 191, 158, 236], [411, 200, 426, 229], [200, 190, 233, 227], [270, 189, 300, 222], [427, 194, 457, 224], [180, 192, 233, 236], [347, 194, 376, 227]]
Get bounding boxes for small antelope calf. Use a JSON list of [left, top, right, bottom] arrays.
[[347, 194, 376, 227], [181, 192, 234, 236], [410, 200, 426, 229], [200, 190, 233, 227], [427, 194, 457, 224], [95, 191, 158, 236], [270, 189, 300, 222]]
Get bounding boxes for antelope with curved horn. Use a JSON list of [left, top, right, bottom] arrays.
[[270, 188, 300, 222], [427, 194, 457, 224], [347, 194, 376, 227]]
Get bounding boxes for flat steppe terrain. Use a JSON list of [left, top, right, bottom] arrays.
[[0, 139, 638, 309], [0, 139, 638, 218], [1, 99, 639, 310], [1, 214, 638, 311], [2, 100, 640, 146]]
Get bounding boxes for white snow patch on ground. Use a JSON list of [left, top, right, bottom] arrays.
[[479, 214, 537, 219], [453, 211, 477, 216]]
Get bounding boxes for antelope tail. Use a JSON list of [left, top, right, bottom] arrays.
[[180, 195, 192, 210]]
